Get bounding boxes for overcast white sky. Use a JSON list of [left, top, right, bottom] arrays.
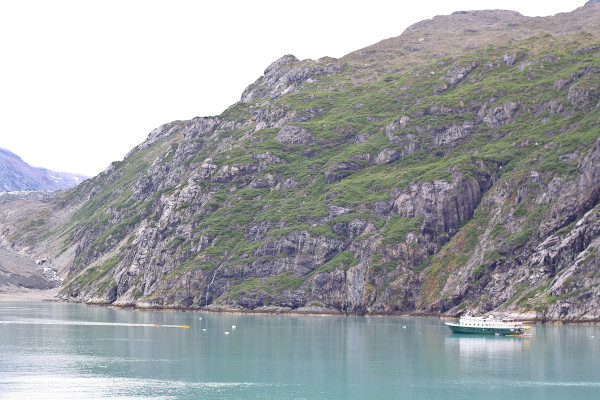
[[0, 0, 587, 176]]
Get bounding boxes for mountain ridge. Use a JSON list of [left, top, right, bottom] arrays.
[[0, 148, 87, 192], [1, 5, 600, 321]]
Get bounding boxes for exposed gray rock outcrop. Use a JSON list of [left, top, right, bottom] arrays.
[[274, 125, 314, 145], [241, 55, 341, 102]]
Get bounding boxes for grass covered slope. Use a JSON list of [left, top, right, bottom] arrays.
[[7, 5, 600, 319]]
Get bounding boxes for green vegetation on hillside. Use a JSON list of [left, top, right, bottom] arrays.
[[28, 7, 600, 318]]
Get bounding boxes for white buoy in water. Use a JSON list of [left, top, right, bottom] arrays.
[[224, 331, 230, 335]]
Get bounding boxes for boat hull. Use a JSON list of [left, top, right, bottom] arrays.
[[445, 322, 523, 336]]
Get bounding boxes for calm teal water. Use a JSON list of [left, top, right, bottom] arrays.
[[0, 302, 599, 399]]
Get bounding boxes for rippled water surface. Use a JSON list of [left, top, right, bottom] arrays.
[[1, 302, 599, 399]]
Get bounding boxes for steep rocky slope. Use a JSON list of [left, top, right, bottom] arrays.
[[0, 247, 57, 292], [0, 148, 87, 191], [2, 4, 600, 320], [0, 192, 62, 291]]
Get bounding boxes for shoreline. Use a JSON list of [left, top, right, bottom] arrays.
[[2, 289, 599, 325], [0, 288, 60, 302], [69, 300, 600, 325]]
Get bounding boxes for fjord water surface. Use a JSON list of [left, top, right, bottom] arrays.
[[0, 302, 599, 399]]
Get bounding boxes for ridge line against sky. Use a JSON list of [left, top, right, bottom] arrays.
[[0, 0, 586, 176]]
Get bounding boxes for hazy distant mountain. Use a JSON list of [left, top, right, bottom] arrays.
[[0, 148, 87, 192]]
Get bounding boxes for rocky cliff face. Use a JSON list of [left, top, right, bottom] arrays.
[[0, 192, 62, 291], [1, 5, 600, 321], [0, 148, 87, 192]]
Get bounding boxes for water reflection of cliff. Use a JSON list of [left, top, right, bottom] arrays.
[[445, 334, 530, 360]]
